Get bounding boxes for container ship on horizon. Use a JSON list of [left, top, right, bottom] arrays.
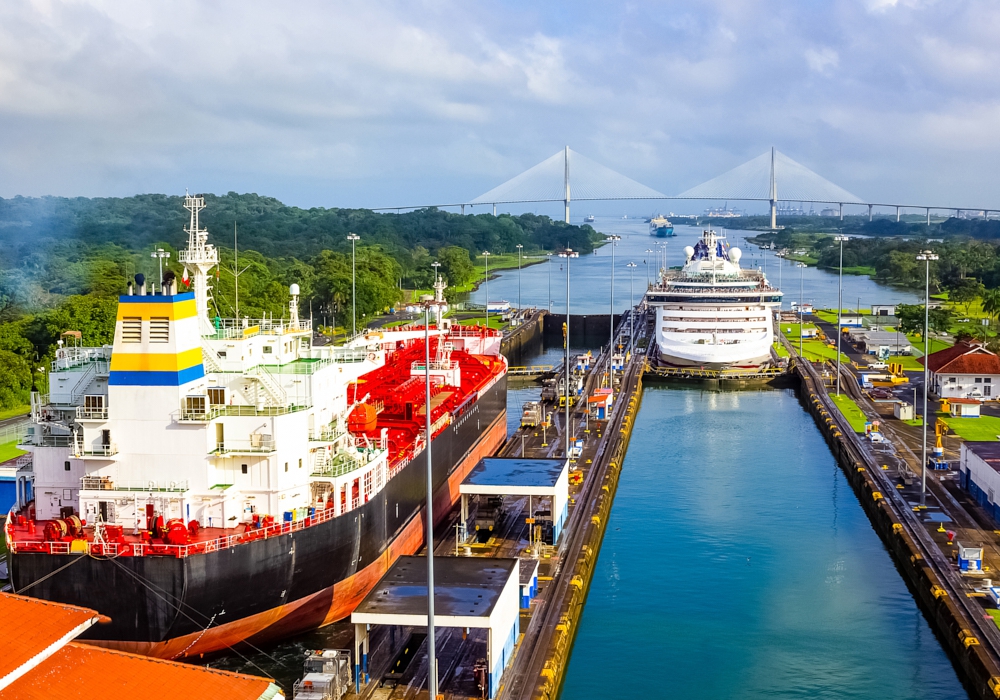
[[6, 195, 507, 659], [645, 228, 782, 369]]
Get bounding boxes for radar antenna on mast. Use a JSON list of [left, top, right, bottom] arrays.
[[178, 193, 220, 333]]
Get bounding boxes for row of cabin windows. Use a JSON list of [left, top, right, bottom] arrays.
[[946, 377, 993, 383], [121, 317, 169, 343]]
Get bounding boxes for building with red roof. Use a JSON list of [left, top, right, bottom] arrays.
[[919, 341, 1000, 400], [0, 593, 283, 700]]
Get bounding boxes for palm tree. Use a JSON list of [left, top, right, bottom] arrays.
[[983, 288, 1000, 329]]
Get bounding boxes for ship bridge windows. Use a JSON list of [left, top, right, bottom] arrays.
[[207, 387, 226, 406], [185, 395, 207, 418]]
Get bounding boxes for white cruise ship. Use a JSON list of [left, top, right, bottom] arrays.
[[645, 228, 782, 369]]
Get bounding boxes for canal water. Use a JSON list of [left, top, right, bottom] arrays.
[[470, 220, 922, 314], [560, 385, 967, 699]]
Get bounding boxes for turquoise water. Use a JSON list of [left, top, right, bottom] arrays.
[[561, 386, 966, 699]]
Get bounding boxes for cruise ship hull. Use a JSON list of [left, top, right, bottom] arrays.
[[10, 377, 507, 659]]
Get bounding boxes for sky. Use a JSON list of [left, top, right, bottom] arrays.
[[1, 0, 999, 214]]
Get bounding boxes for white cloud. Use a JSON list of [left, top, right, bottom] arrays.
[[0, 0, 999, 209]]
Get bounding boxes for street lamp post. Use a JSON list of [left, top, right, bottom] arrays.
[[834, 235, 848, 395], [607, 235, 621, 386], [916, 250, 939, 506], [798, 263, 807, 357], [404, 293, 449, 700], [482, 251, 491, 328], [347, 234, 360, 336], [546, 253, 553, 311], [645, 249, 654, 286], [627, 262, 637, 345], [515, 244, 523, 314], [559, 250, 579, 459], [151, 248, 170, 289]]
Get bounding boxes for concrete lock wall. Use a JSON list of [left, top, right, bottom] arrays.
[[795, 359, 1000, 700], [542, 314, 623, 347]]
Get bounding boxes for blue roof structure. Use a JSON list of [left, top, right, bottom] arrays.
[[463, 458, 567, 490]]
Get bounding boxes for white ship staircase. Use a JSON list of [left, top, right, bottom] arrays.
[[68, 362, 99, 404], [247, 364, 288, 407], [312, 449, 330, 475], [200, 341, 224, 373]]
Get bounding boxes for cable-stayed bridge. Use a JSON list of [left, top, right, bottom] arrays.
[[373, 147, 997, 227]]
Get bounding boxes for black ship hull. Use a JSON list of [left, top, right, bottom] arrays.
[[9, 376, 507, 658]]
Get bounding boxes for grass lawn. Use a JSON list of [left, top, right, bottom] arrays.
[[988, 610, 1000, 630], [0, 439, 27, 463], [940, 414, 1000, 442], [778, 322, 820, 341], [905, 333, 953, 356], [841, 266, 877, 276], [799, 339, 851, 364], [885, 354, 924, 371], [903, 418, 925, 427], [773, 342, 789, 358], [784, 253, 817, 265], [0, 405, 29, 422], [830, 393, 868, 433]]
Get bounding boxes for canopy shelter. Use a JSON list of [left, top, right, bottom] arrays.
[[351, 556, 520, 699], [460, 457, 569, 544]]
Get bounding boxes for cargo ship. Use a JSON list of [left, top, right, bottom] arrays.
[[645, 228, 782, 368], [6, 196, 507, 659], [649, 215, 674, 237]]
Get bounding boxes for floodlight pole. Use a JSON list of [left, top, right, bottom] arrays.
[[516, 244, 523, 313], [348, 234, 360, 336], [607, 235, 621, 386], [483, 251, 491, 328], [917, 250, 938, 506], [546, 253, 553, 311], [627, 262, 637, 344], [834, 235, 848, 395], [798, 263, 806, 357], [560, 250, 578, 459]]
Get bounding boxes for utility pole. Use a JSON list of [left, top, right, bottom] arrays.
[[798, 263, 806, 357], [559, 249, 578, 460], [546, 253, 553, 312], [627, 262, 637, 345]]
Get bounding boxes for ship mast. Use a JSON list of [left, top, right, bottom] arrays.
[[178, 194, 219, 333]]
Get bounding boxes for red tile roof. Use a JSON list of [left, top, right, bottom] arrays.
[[0, 594, 101, 688], [0, 643, 277, 700], [919, 342, 1000, 375], [950, 398, 982, 404]]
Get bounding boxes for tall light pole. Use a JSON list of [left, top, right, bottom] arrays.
[[559, 249, 579, 459], [607, 235, 621, 385], [627, 262, 637, 345], [917, 250, 938, 506], [482, 251, 491, 328], [798, 263, 807, 357], [347, 233, 360, 336], [834, 235, 848, 395], [151, 248, 170, 288], [515, 244, 523, 313], [404, 293, 448, 700], [645, 249, 654, 286], [546, 253, 553, 311]]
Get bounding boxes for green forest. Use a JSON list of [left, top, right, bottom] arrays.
[[0, 193, 601, 412]]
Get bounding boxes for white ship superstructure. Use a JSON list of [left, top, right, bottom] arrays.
[[645, 228, 782, 369]]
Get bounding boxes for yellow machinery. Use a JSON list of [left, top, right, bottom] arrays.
[[869, 363, 909, 387]]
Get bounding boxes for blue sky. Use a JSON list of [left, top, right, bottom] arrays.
[[1, 0, 997, 214]]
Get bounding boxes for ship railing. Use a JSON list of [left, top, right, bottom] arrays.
[[74, 442, 118, 458], [75, 406, 109, 420], [14, 503, 348, 557], [51, 346, 112, 372], [27, 433, 76, 448], [176, 403, 309, 422], [205, 317, 312, 340], [212, 437, 276, 455], [80, 477, 190, 492]]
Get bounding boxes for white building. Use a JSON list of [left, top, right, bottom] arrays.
[[920, 342, 1000, 400], [960, 442, 1000, 524]]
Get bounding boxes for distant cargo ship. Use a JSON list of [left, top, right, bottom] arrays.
[[584, 214, 595, 223], [649, 215, 674, 237], [645, 228, 782, 369]]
